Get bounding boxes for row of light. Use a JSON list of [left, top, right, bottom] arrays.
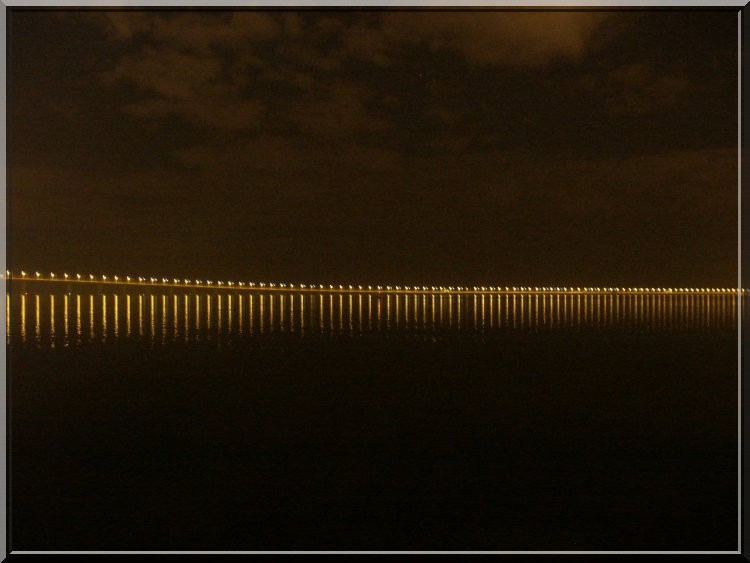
[[1, 271, 747, 294]]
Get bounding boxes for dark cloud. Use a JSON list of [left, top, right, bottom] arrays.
[[575, 62, 692, 116], [379, 12, 611, 66]]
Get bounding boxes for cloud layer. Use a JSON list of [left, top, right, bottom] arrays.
[[9, 11, 739, 285]]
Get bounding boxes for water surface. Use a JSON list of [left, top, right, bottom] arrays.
[[9, 285, 742, 551]]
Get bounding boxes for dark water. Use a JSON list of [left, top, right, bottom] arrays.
[[9, 285, 742, 551]]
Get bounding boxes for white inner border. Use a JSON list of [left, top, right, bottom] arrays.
[[2, 0, 743, 556]]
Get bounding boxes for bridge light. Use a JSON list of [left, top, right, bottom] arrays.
[[21, 271, 26, 277], [127, 276, 131, 282], [358, 285, 362, 290], [114, 276, 118, 281]]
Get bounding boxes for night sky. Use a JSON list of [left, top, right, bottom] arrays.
[[9, 10, 739, 287]]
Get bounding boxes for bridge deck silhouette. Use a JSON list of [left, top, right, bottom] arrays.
[[4, 274, 747, 296]]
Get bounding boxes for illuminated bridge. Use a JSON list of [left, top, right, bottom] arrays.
[[3, 269, 747, 296], [4, 270, 747, 346]]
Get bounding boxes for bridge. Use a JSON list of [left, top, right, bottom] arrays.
[[3, 270, 747, 296], [5, 270, 746, 345]]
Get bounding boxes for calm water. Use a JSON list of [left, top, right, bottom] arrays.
[[9, 284, 742, 551]]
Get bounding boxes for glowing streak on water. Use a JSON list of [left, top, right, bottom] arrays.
[[173, 295, 178, 340], [160, 294, 166, 343], [76, 295, 81, 341], [88, 295, 94, 340], [50, 295, 55, 347], [290, 294, 295, 333], [330, 294, 334, 332], [8, 286, 745, 345], [64, 294, 69, 345], [217, 294, 222, 336], [150, 295, 155, 341], [259, 295, 265, 334], [207, 295, 212, 338], [238, 294, 243, 334], [21, 294, 26, 342], [194, 295, 199, 337], [269, 294, 274, 332], [228, 294, 232, 335], [357, 294, 362, 333]]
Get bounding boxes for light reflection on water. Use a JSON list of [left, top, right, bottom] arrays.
[[6, 288, 746, 348]]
